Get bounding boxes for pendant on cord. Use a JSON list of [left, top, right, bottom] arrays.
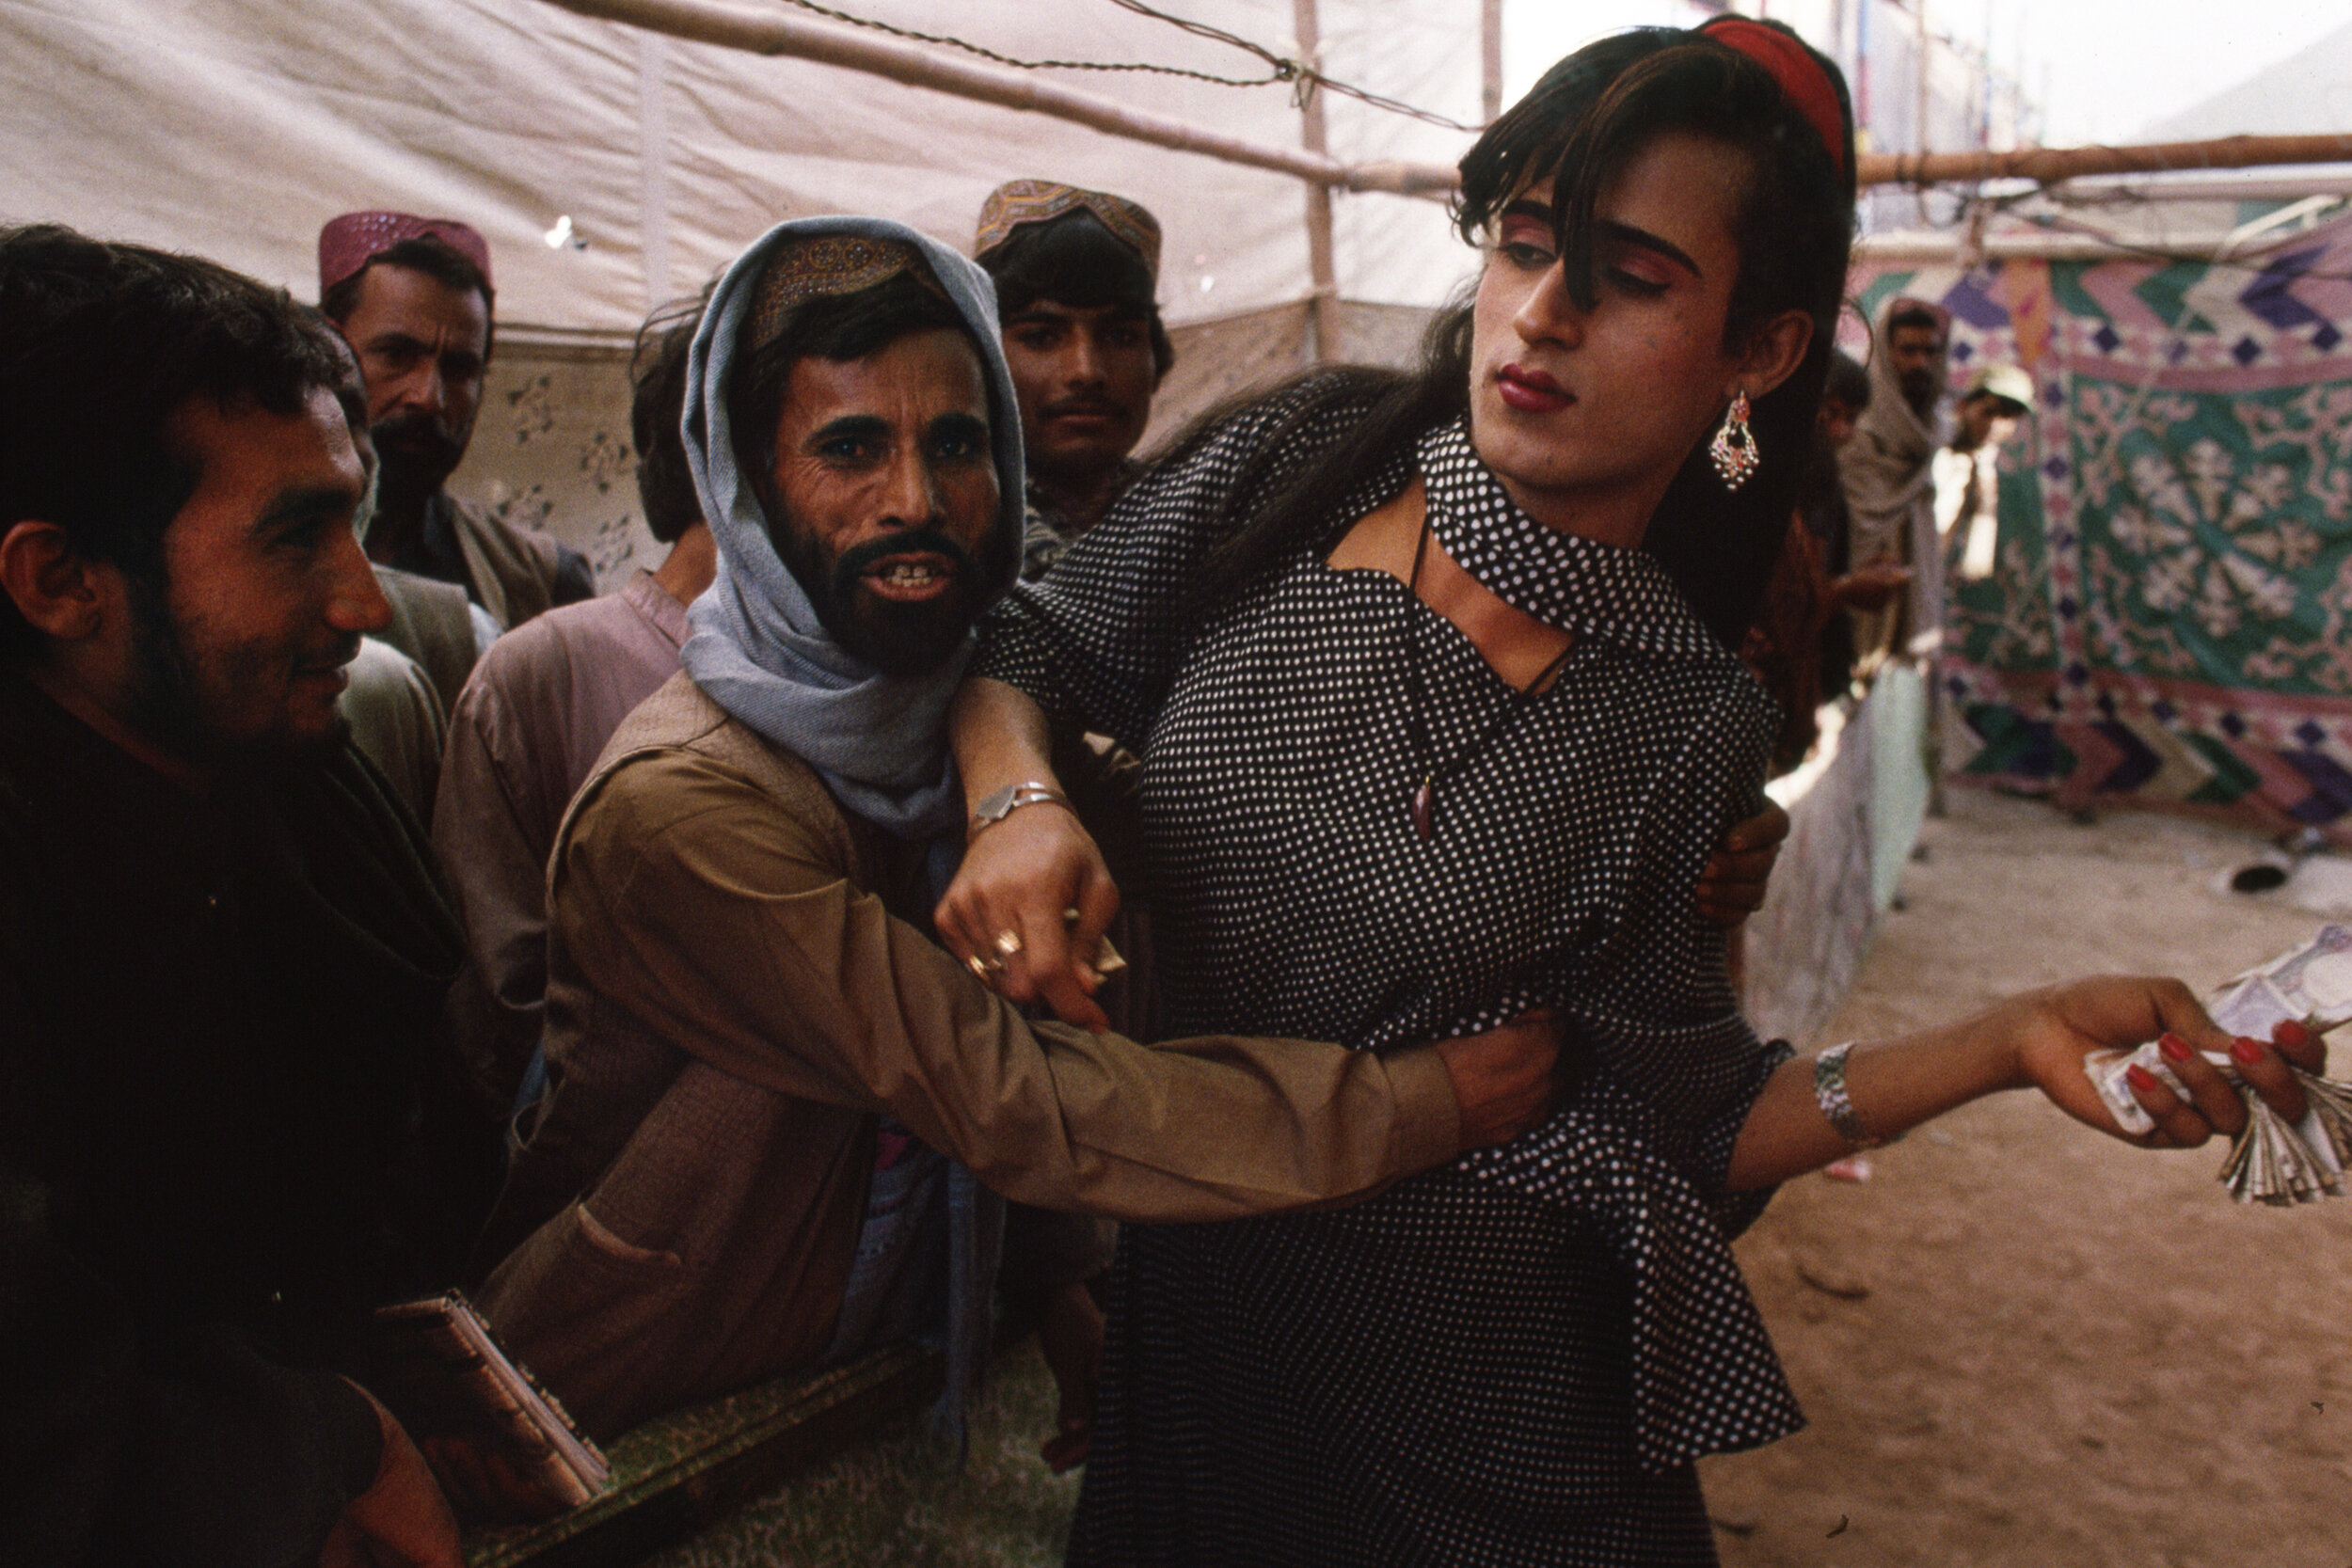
[[1411, 776, 1435, 841]]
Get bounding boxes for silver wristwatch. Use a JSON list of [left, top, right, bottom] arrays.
[[967, 780, 1071, 837]]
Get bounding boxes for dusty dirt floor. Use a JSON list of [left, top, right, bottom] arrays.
[[1701, 787, 2352, 1568]]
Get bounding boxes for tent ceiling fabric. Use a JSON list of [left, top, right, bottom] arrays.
[[1, 0, 1485, 333]]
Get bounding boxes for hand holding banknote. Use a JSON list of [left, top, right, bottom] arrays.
[[2010, 977, 2324, 1148], [1730, 974, 2326, 1192], [2077, 928, 2352, 1202]]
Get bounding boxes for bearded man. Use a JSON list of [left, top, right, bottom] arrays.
[[470, 219, 1561, 1465], [1840, 296, 1952, 669], [0, 226, 474, 1568], [319, 212, 595, 630]]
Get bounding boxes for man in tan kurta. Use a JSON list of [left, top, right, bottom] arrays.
[[472, 219, 1555, 1445]]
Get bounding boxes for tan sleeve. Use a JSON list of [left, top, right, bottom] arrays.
[[555, 752, 1461, 1222], [431, 664, 553, 1107]]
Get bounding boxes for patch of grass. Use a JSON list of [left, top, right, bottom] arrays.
[[646, 1338, 1077, 1567]]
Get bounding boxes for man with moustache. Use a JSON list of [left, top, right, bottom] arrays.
[[971, 181, 1174, 578], [1840, 296, 1952, 669], [0, 228, 470, 1567], [470, 219, 1561, 1464], [318, 212, 595, 631]]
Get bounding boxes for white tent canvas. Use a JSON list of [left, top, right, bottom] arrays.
[[0, 0, 1491, 577], [0, 0, 1486, 334]]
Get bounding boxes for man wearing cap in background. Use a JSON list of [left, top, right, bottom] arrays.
[[972, 180, 1174, 578], [319, 212, 596, 632], [972, 180, 1181, 1041], [1935, 362, 2035, 586]]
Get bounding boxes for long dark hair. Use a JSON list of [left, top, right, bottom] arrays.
[[1189, 23, 1856, 647]]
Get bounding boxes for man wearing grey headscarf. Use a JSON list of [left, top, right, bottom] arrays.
[[470, 218, 1559, 1466], [1840, 296, 1952, 669]]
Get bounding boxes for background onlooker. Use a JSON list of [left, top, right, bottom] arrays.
[[1935, 361, 2034, 584], [433, 293, 715, 1109], [319, 211, 595, 630], [973, 180, 1173, 578]]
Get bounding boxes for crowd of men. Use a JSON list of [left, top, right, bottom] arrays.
[[0, 187, 1578, 1567], [0, 182, 2014, 1564]]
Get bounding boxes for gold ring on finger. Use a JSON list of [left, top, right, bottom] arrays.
[[966, 954, 993, 980], [994, 929, 1024, 958]]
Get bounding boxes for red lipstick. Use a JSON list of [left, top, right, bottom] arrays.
[[1495, 363, 1573, 413]]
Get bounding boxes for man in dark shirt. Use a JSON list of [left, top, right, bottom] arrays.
[[0, 225, 471, 1567], [318, 211, 596, 629]]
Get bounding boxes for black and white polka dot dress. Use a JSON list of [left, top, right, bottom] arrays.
[[979, 389, 1805, 1566]]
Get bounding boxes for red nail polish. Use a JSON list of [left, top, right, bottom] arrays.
[[2231, 1037, 2264, 1067], [2158, 1033, 2191, 1064], [2125, 1063, 2159, 1092], [2275, 1019, 2312, 1049]]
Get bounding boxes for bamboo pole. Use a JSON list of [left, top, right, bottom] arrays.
[[1858, 231, 2278, 262], [538, 0, 2352, 207], [1293, 0, 1343, 364], [1914, 0, 1931, 166], [1481, 0, 1504, 125], [1860, 134, 2352, 188], [533, 0, 1462, 195]]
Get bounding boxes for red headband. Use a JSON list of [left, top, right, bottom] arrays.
[[318, 211, 494, 297], [1696, 17, 1849, 179]]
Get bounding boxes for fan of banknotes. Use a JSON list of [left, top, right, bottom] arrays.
[[2083, 926, 2352, 1205]]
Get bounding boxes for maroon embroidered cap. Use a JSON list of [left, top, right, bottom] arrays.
[[318, 211, 493, 296]]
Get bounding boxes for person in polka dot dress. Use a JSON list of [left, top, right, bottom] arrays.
[[939, 21, 2325, 1565]]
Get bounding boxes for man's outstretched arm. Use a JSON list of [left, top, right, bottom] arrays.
[[554, 749, 1559, 1223]]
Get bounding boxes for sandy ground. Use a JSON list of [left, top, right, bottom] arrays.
[[1702, 788, 2352, 1568]]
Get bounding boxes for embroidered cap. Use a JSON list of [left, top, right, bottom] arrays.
[[746, 233, 950, 354], [973, 180, 1163, 283], [318, 211, 493, 297]]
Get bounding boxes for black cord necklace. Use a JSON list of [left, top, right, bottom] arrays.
[[1399, 503, 1578, 842]]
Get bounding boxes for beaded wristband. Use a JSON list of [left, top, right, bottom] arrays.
[[1813, 1041, 1898, 1149]]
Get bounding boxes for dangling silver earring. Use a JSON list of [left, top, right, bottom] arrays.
[[1708, 389, 1759, 490]]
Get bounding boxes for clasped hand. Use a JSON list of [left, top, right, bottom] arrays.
[[938, 806, 1565, 1148], [938, 799, 1120, 1031], [938, 799, 1795, 1034]]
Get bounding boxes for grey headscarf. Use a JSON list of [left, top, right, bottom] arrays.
[[1840, 296, 1953, 656], [1841, 294, 1952, 539], [678, 219, 1024, 1456], [678, 216, 1026, 842]]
